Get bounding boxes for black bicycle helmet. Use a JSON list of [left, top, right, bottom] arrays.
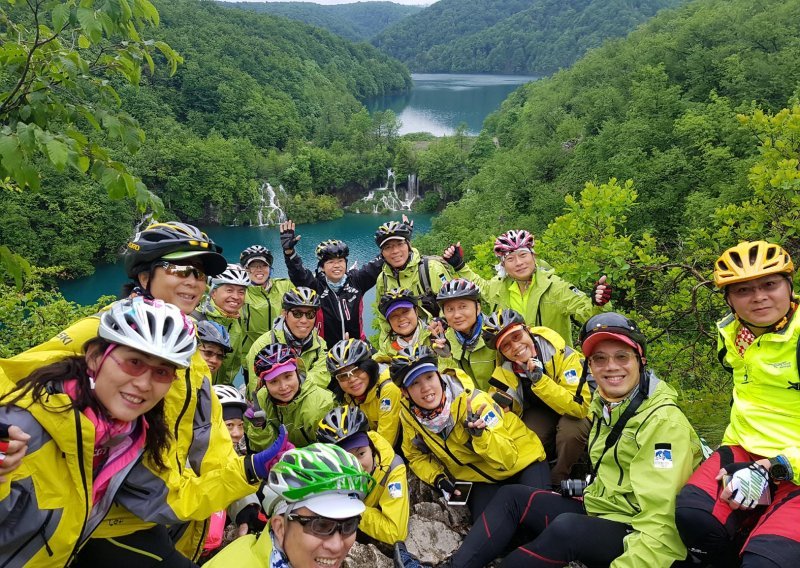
[[482, 308, 526, 350], [326, 339, 372, 375], [579, 312, 646, 358], [124, 222, 226, 278], [316, 405, 370, 445], [240, 244, 274, 268], [196, 320, 233, 353], [316, 240, 349, 263], [374, 220, 413, 248], [378, 288, 419, 317], [282, 287, 320, 310], [389, 343, 438, 387], [436, 278, 480, 306]]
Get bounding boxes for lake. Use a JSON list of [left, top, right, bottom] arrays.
[[58, 213, 434, 332], [366, 73, 538, 136]]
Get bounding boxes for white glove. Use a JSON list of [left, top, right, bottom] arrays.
[[725, 463, 769, 508]]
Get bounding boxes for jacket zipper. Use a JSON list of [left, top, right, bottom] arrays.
[[173, 370, 193, 473], [65, 409, 90, 566], [1, 510, 55, 567]]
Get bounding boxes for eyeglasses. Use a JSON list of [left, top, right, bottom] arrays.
[[199, 348, 225, 361], [289, 309, 316, 320], [108, 352, 177, 383], [156, 262, 206, 281], [287, 514, 361, 537], [727, 277, 788, 299], [588, 352, 636, 367], [335, 368, 362, 383]]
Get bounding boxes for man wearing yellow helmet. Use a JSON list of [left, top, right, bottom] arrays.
[[676, 241, 800, 568]]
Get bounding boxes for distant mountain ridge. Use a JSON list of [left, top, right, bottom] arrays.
[[222, 1, 422, 42], [372, 0, 685, 74]]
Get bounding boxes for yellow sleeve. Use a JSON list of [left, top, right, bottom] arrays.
[[360, 464, 410, 544], [530, 346, 589, 418], [466, 392, 520, 471], [401, 413, 445, 486], [375, 378, 402, 448]]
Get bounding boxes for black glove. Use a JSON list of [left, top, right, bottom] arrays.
[[235, 503, 266, 534], [280, 227, 300, 253], [525, 357, 544, 385], [435, 474, 456, 497], [445, 243, 465, 271]]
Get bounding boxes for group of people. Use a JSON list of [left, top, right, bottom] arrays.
[[0, 215, 796, 568]]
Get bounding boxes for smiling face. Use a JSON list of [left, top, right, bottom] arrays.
[[498, 327, 535, 363], [347, 445, 375, 475], [88, 345, 174, 423], [211, 284, 246, 316], [442, 299, 479, 334], [381, 240, 410, 269], [322, 258, 347, 283], [387, 306, 418, 338], [138, 261, 205, 315], [588, 339, 640, 403], [284, 308, 316, 340], [726, 274, 792, 330], [245, 260, 270, 286], [272, 506, 356, 568], [335, 366, 370, 398], [405, 370, 443, 410], [502, 249, 536, 281], [199, 343, 225, 373], [265, 370, 300, 403]]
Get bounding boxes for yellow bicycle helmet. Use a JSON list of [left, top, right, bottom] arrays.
[[714, 241, 793, 288]]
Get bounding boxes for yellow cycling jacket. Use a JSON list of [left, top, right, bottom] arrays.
[[488, 325, 589, 418], [0, 374, 143, 567], [400, 369, 546, 486], [718, 311, 800, 483], [343, 372, 402, 447], [0, 315, 258, 562], [361, 431, 410, 544]]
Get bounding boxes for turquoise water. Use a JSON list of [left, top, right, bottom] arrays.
[[366, 73, 538, 136], [57, 213, 434, 331]]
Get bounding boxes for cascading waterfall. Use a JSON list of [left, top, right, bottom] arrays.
[[256, 182, 287, 226], [358, 168, 418, 212]]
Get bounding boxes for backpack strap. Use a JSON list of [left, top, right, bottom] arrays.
[[379, 454, 406, 487]]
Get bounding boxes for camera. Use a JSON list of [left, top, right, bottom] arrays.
[[560, 478, 588, 497]]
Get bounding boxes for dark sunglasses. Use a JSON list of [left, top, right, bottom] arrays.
[[155, 261, 206, 280], [289, 309, 316, 320], [287, 514, 360, 537]]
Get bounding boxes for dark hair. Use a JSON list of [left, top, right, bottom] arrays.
[[359, 358, 380, 391], [2, 337, 171, 471]]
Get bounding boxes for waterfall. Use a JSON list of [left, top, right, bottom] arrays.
[[256, 182, 287, 226], [359, 169, 418, 212], [131, 212, 153, 238]]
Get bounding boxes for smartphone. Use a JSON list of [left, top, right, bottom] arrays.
[[721, 475, 771, 506], [446, 482, 473, 506]]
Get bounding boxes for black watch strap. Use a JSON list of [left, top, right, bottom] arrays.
[[769, 455, 793, 481]]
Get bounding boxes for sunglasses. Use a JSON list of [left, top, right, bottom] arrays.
[[289, 309, 316, 320], [108, 352, 177, 383], [335, 367, 362, 383], [287, 514, 360, 537], [155, 262, 206, 280], [199, 348, 225, 361], [588, 352, 636, 367]]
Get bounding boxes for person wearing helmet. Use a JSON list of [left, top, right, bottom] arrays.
[[194, 264, 250, 385], [239, 244, 294, 366], [442, 230, 610, 347], [204, 443, 373, 567], [482, 308, 591, 484], [327, 339, 402, 447], [245, 287, 329, 396], [0, 298, 195, 567], [428, 278, 496, 391], [0, 222, 286, 565], [196, 320, 233, 378], [317, 405, 410, 545], [373, 217, 454, 333], [279, 220, 384, 348], [375, 288, 433, 362], [441, 311, 703, 568], [391, 344, 549, 521], [676, 241, 800, 568], [248, 343, 335, 451]]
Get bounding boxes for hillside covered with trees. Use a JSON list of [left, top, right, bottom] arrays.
[[223, 1, 422, 42], [373, 0, 684, 74]]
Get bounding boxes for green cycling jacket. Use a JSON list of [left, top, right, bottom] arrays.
[[436, 326, 496, 392], [194, 299, 244, 386], [241, 279, 294, 362]]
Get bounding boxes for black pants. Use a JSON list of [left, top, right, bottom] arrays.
[[467, 460, 551, 521], [453, 484, 629, 568], [72, 525, 200, 568]]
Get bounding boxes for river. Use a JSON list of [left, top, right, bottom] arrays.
[[366, 73, 538, 136], [58, 213, 434, 332]]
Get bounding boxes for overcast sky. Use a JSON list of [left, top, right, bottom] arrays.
[[221, 0, 434, 5]]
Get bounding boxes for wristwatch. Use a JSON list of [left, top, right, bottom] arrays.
[[768, 455, 793, 481]]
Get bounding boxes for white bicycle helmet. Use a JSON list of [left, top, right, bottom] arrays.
[[213, 384, 248, 412], [210, 264, 251, 288], [98, 297, 197, 369]]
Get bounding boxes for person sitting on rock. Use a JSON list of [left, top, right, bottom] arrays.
[[246, 287, 329, 395], [326, 338, 402, 447], [391, 344, 549, 521], [317, 405, 410, 547], [248, 342, 335, 451], [374, 288, 432, 363], [428, 279, 495, 391], [443, 229, 611, 347], [482, 308, 591, 485]]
